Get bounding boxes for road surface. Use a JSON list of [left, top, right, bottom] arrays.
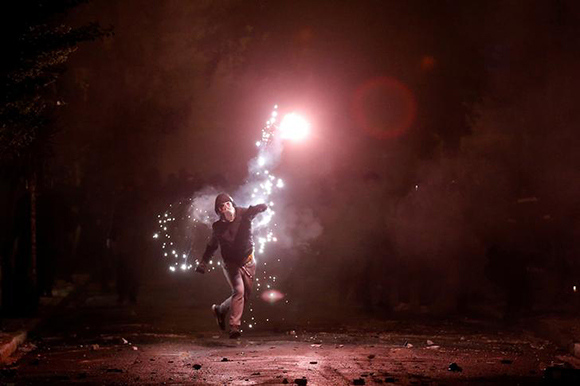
[[2, 276, 576, 385]]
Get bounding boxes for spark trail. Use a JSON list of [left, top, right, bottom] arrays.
[[153, 105, 311, 329]]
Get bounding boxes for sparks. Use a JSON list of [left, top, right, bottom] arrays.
[[152, 101, 308, 316]]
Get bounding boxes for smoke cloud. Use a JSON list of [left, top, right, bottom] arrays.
[[184, 112, 323, 260]]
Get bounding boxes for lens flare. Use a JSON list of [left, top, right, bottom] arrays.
[[260, 289, 285, 303], [279, 113, 310, 141]]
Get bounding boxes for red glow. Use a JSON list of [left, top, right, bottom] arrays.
[[260, 289, 285, 304], [351, 76, 417, 140]]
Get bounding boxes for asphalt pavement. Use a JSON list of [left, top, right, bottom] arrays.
[[2, 274, 580, 385]]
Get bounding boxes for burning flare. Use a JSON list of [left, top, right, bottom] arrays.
[[279, 113, 310, 141]]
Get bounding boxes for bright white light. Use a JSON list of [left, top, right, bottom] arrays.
[[153, 233, 159, 239], [169, 266, 176, 272], [258, 156, 266, 167], [279, 113, 310, 141], [276, 179, 284, 188], [180, 264, 187, 270]]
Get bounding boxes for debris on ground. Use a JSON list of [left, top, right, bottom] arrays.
[[221, 358, 229, 362], [448, 362, 462, 372], [426, 340, 434, 346], [384, 376, 396, 383], [310, 361, 318, 364], [132, 346, 138, 351], [404, 342, 413, 348], [282, 379, 289, 384], [500, 359, 513, 364], [367, 354, 376, 359], [193, 364, 202, 370], [90, 344, 100, 350], [294, 377, 308, 385], [121, 338, 129, 344], [425, 345, 440, 350], [353, 378, 365, 385]]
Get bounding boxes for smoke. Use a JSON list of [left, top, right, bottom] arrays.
[[188, 185, 221, 226], [274, 205, 323, 249], [184, 110, 323, 257]]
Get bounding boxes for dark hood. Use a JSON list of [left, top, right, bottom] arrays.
[[214, 193, 236, 214]]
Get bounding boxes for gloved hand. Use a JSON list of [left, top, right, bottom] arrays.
[[195, 262, 207, 274]]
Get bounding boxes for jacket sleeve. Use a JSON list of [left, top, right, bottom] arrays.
[[246, 204, 268, 219], [201, 225, 219, 264]]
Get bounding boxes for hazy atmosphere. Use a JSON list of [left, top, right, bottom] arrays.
[[2, 1, 580, 384]]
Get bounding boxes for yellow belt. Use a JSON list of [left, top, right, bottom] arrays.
[[242, 252, 254, 265]]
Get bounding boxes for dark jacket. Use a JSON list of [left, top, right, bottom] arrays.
[[201, 204, 267, 266]]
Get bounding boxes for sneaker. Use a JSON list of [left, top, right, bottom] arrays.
[[211, 304, 225, 331], [229, 329, 241, 339]]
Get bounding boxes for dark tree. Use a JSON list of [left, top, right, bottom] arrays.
[[0, 0, 109, 315]]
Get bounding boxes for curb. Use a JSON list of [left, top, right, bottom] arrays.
[[0, 330, 27, 364], [0, 279, 82, 365]]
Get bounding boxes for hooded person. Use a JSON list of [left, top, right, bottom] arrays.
[[196, 193, 268, 338]]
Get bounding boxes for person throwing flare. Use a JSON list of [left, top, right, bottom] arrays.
[[196, 193, 268, 338]]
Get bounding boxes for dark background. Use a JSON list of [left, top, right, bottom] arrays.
[[2, 0, 580, 320]]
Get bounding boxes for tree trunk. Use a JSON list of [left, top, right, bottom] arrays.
[[29, 172, 37, 292]]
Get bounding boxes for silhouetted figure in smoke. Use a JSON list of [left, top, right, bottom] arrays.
[[195, 193, 267, 339], [485, 244, 530, 320]]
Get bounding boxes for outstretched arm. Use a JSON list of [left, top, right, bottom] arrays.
[[246, 203, 268, 219]]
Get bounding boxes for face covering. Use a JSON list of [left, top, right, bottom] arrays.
[[223, 206, 235, 222]]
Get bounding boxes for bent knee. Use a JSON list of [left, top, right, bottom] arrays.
[[232, 284, 245, 297]]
